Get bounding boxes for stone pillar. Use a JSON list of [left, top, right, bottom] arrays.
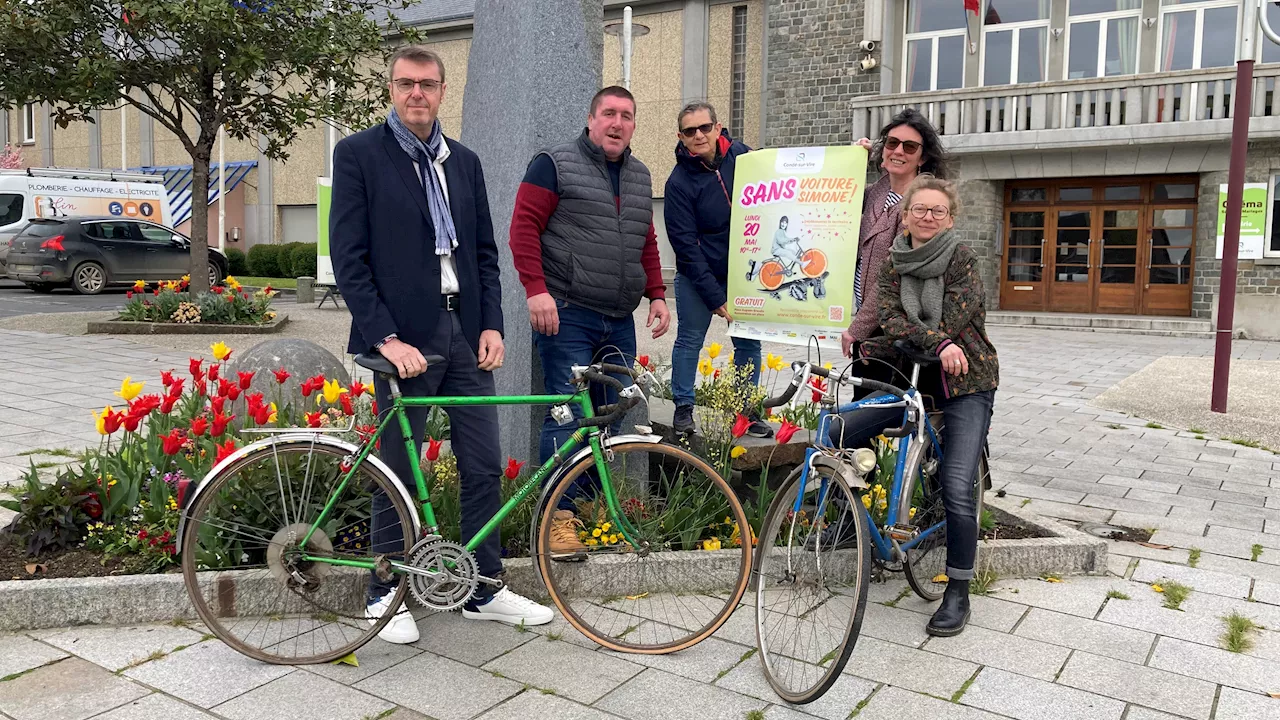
[[681, 0, 709, 105], [460, 0, 604, 460]]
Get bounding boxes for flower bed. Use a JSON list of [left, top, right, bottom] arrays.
[[115, 276, 280, 326]]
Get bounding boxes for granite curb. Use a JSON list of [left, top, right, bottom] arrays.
[[86, 315, 290, 335]]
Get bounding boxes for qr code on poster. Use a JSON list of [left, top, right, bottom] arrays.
[[828, 306, 844, 322]]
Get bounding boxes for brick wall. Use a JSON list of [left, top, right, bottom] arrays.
[[954, 161, 1003, 310], [1193, 140, 1280, 319], [764, 0, 879, 147]]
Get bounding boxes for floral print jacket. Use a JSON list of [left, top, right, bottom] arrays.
[[860, 242, 1000, 399]]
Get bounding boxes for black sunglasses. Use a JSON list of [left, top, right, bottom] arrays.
[[680, 122, 716, 138], [884, 136, 923, 154]]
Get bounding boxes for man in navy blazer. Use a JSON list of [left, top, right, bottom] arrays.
[[331, 45, 552, 644]]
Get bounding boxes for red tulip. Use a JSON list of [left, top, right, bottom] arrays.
[[195, 380, 207, 397], [636, 355, 650, 370], [355, 424, 377, 442], [300, 378, 319, 397], [349, 381, 368, 398], [731, 414, 750, 439], [503, 458, 526, 480], [82, 492, 102, 519], [122, 412, 142, 433], [189, 358, 203, 381], [273, 367, 291, 384], [128, 394, 162, 418], [211, 285, 224, 294], [210, 396, 226, 416], [190, 416, 208, 437], [160, 429, 185, 455], [225, 384, 241, 402], [237, 370, 255, 391], [211, 411, 235, 437], [160, 394, 178, 415], [214, 438, 237, 464], [426, 437, 443, 462], [102, 409, 124, 434], [339, 393, 355, 416], [304, 411, 323, 428], [207, 364, 220, 382], [776, 421, 801, 444], [371, 399, 378, 416], [125, 290, 134, 300], [251, 404, 272, 425], [217, 378, 234, 398], [246, 392, 265, 416], [168, 377, 185, 397], [160, 370, 175, 387]]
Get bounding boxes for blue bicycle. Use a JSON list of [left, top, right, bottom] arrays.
[[751, 342, 990, 704]]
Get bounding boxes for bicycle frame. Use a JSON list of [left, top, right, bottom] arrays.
[[295, 386, 644, 574]]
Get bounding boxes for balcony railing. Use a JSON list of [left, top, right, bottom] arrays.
[[851, 65, 1280, 152]]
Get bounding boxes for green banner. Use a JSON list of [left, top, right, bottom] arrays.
[[726, 147, 867, 349], [316, 177, 335, 284], [1216, 182, 1267, 260]]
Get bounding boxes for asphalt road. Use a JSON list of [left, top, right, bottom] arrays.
[[0, 279, 126, 319]]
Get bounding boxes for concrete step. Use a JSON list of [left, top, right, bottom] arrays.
[[988, 311, 1213, 338]]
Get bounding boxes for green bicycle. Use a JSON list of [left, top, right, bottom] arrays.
[[178, 352, 752, 665]]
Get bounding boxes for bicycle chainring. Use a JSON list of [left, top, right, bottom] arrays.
[[406, 538, 479, 611]]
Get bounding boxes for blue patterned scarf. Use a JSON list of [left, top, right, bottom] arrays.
[[387, 108, 456, 256]]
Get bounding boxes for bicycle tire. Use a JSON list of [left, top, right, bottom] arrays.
[[535, 442, 751, 654], [181, 439, 416, 665], [754, 462, 871, 704], [904, 434, 990, 602]]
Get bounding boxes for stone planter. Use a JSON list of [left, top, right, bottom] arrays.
[[87, 315, 289, 335]]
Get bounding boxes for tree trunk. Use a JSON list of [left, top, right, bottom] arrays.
[[188, 145, 212, 295]]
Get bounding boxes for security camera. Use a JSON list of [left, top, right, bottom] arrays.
[[860, 55, 879, 71], [858, 40, 876, 52]]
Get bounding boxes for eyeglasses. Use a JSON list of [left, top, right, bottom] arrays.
[[680, 122, 715, 138], [392, 78, 443, 95], [908, 204, 951, 220], [884, 136, 923, 155]]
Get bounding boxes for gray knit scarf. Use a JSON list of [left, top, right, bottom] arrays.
[[890, 227, 959, 330], [387, 108, 456, 256]]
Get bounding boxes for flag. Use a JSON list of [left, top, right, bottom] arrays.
[[964, 0, 981, 53]]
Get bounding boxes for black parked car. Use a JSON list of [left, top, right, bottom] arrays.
[[5, 217, 227, 294]]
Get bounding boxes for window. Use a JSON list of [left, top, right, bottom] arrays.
[[1159, 0, 1239, 72], [905, 0, 968, 92], [1066, 0, 1141, 79], [0, 194, 24, 227], [137, 224, 176, 244], [1266, 175, 1280, 257], [86, 222, 136, 241], [729, 5, 748, 139], [1150, 208, 1194, 283], [981, 1, 1050, 86], [1264, 2, 1280, 64], [21, 104, 34, 144]]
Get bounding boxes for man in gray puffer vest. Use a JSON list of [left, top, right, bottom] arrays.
[[509, 85, 670, 559]]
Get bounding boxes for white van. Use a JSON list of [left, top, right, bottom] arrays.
[[0, 167, 172, 276]]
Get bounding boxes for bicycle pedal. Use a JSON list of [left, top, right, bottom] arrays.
[[886, 525, 919, 542]]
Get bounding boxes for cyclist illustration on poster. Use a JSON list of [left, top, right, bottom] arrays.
[[727, 146, 866, 349]]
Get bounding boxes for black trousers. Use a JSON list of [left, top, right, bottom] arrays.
[[368, 308, 503, 602]]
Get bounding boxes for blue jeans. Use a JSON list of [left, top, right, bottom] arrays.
[[671, 274, 761, 408], [534, 299, 637, 509]]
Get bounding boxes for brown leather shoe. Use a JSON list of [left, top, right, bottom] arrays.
[[549, 509, 588, 561]]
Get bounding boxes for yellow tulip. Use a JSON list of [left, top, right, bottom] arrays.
[[181, 274, 191, 283], [226, 276, 242, 291], [698, 358, 714, 377], [707, 343, 722, 360], [132, 279, 146, 291], [114, 376, 144, 402], [211, 341, 233, 361], [93, 406, 114, 435], [730, 446, 747, 459], [861, 495, 872, 508], [321, 379, 347, 404], [268, 402, 278, 424]]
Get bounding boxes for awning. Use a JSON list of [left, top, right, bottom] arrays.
[[133, 161, 258, 228]]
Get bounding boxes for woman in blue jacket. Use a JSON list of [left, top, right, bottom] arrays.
[[664, 101, 771, 437]]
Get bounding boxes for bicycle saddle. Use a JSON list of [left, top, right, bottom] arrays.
[[892, 339, 939, 366], [354, 352, 447, 376]]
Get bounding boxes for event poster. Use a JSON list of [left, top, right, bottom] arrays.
[[315, 178, 336, 285], [1216, 183, 1267, 260], [727, 147, 866, 349]]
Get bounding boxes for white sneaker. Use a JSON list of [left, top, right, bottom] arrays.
[[461, 587, 554, 626], [366, 591, 419, 644]]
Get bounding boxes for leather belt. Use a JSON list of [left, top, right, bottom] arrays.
[[441, 294, 459, 311]]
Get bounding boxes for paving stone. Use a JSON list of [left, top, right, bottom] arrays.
[[855, 685, 1009, 720], [1213, 687, 1280, 720], [594, 668, 766, 720], [1110, 511, 1205, 535], [1123, 708, 1188, 720], [0, 657, 148, 720], [880, 589, 1030, 634], [1046, 478, 1128, 498], [858, 602, 932, 649], [1000, 483, 1086, 504], [1080, 493, 1175, 516], [1130, 559, 1252, 598], [983, 577, 1120, 618], [123, 641, 294, 708], [1106, 554, 1132, 576], [482, 634, 641, 704], [600, 630, 748, 684], [354, 652, 521, 720], [1099, 474, 1183, 494], [1056, 651, 1216, 720], [0, 634, 68, 679], [1107, 540, 1191, 565], [303, 638, 421, 684], [1178, 485, 1267, 508], [714, 658, 876, 720], [840, 636, 979, 699], [410, 611, 534, 666], [923, 624, 1069, 681], [92, 693, 219, 720], [32, 624, 204, 672], [960, 667, 1125, 720], [1127, 488, 1215, 511], [1009, 498, 1115, 524], [1254, 579, 1280, 605], [1150, 530, 1256, 560], [1097, 596, 1227, 648], [1166, 507, 1263, 533], [1150, 636, 1280, 694], [708, 604, 760, 648], [1193, 553, 1280, 586], [213, 671, 394, 720], [1013, 608, 1155, 664], [473, 691, 624, 720]]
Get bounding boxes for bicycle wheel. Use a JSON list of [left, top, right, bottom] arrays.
[[181, 439, 416, 664], [754, 461, 871, 704], [535, 442, 751, 654], [904, 432, 990, 601], [760, 260, 786, 290]]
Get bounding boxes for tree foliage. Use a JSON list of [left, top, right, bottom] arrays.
[[0, 0, 415, 292]]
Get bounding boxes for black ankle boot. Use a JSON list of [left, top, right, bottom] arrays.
[[926, 579, 971, 637]]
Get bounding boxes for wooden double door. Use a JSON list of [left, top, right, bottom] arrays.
[[1000, 178, 1197, 316]]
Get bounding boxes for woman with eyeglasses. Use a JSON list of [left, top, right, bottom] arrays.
[[858, 174, 999, 636], [841, 108, 950, 359]]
